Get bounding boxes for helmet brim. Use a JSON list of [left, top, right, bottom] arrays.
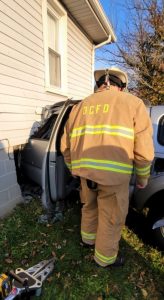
[[94, 68, 128, 86]]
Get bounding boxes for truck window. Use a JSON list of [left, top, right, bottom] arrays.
[[157, 116, 164, 146], [154, 158, 164, 172]]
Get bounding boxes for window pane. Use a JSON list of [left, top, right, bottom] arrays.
[[49, 48, 61, 87], [158, 116, 164, 146], [48, 12, 58, 50]]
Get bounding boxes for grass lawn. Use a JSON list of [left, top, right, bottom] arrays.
[[0, 197, 163, 300]]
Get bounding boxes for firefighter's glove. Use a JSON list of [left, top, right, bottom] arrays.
[[136, 178, 148, 189]]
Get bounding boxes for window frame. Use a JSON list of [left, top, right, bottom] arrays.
[[42, 0, 68, 96]]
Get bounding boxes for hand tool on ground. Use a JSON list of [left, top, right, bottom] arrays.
[[0, 258, 55, 300]]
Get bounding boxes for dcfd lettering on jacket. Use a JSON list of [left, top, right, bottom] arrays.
[[83, 104, 109, 115]]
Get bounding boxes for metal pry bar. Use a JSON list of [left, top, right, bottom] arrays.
[[4, 258, 55, 300], [25, 258, 56, 283]]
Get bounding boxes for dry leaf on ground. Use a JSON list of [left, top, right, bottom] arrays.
[[5, 258, 13, 264]]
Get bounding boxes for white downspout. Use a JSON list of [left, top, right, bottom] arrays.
[[94, 34, 112, 49], [91, 45, 95, 92]]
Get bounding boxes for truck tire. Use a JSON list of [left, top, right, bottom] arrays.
[[148, 209, 164, 250]]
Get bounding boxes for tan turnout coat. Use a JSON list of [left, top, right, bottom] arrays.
[[61, 89, 154, 186]]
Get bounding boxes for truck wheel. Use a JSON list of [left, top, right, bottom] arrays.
[[148, 209, 164, 250]]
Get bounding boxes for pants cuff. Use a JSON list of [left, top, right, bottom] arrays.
[[82, 237, 95, 245], [94, 249, 117, 266]]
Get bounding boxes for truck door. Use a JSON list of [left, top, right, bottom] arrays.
[[41, 99, 80, 210]]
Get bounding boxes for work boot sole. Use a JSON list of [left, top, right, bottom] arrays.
[[95, 256, 125, 268], [80, 241, 94, 249], [110, 256, 125, 267]]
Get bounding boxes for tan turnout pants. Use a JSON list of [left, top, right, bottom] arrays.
[[80, 178, 129, 267]]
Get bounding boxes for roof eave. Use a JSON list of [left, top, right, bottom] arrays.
[[87, 0, 117, 44], [60, 0, 116, 46]]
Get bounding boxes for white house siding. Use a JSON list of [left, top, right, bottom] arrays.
[[0, 0, 94, 216], [0, 141, 22, 217], [67, 18, 94, 99]]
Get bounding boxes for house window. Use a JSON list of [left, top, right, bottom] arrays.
[[48, 11, 61, 87], [42, 0, 67, 95], [157, 115, 164, 146]]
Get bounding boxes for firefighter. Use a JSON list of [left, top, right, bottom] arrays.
[[61, 67, 154, 267]]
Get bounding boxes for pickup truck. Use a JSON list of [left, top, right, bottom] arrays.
[[20, 101, 164, 250], [130, 105, 164, 249]]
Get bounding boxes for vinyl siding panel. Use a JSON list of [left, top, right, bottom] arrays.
[[1, 0, 42, 32], [0, 0, 94, 147], [0, 44, 43, 72], [0, 84, 60, 102], [0, 74, 44, 93], [34, 0, 41, 7], [0, 0, 68, 149], [0, 94, 54, 108], [0, 32, 43, 64], [0, 146, 22, 218], [0, 65, 43, 86], [26, 0, 42, 15], [67, 18, 93, 99], [13, 0, 42, 23], [0, 113, 37, 122], [0, 21, 43, 56]]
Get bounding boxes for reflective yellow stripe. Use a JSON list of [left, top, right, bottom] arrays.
[[73, 164, 132, 174], [136, 165, 150, 172], [71, 131, 134, 139], [71, 158, 133, 174], [66, 162, 71, 170], [95, 249, 117, 264], [135, 165, 150, 176], [70, 125, 134, 140], [81, 231, 96, 240], [71, 124, 134, 132], [73, 158, 132, 168]]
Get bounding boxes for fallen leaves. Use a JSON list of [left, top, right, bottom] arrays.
[[46, 224, 53, 228], [141, 288, 148, 298], [31, 250, 36, 257], [5, 258, 13, 264], [106, 284, 110, 295], [66, 229, 74, 232], [40, 232, 47, 237], [84, 254, 91, 260], [20, 259, 29, 267], [60, 254, 65, 260], [56, 272, 60, 278], [21, 242, 28, 247], [62, 239, 67, 246], [111, 284, 120, 294], [46, 276, 53, 283], [51, 251, 57, 258]]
